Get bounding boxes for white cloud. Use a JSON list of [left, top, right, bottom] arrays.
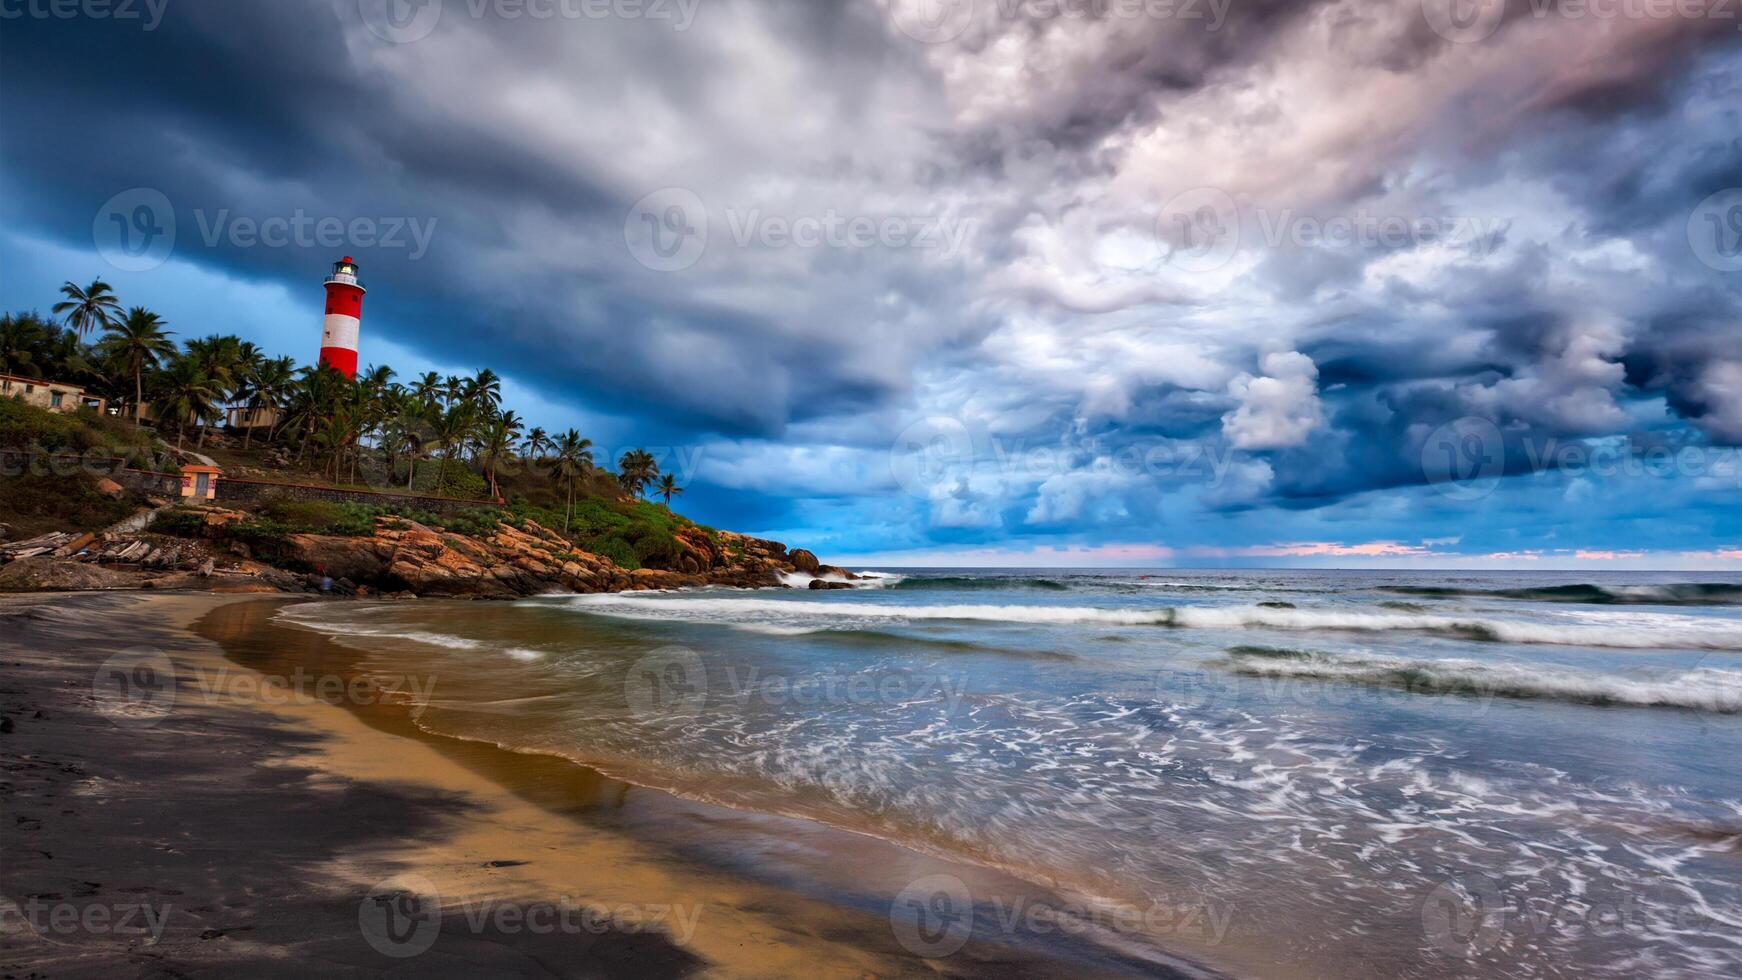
[[1221, 350, 1325, 450]]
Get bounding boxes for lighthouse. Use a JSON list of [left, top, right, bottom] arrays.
[[318, 256, 365, 379]]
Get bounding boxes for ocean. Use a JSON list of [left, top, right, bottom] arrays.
[[274, 569, 1742, 977]]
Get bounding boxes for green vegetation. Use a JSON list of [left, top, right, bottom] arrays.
[[3, 277, 710, 568], [0, 472, 138, 538], [0, 398, 162, 464]]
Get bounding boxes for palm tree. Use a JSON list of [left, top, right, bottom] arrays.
[[553, 429, 594, 533], [655, 472, 683, 505], [464, 368, 502, 416], [411, 371, 443, 408], [476, 416, 521, 501], [431, 403, 475, 493], [522, 427, 550, 462], [53, 279, 122, 337], [617, 448, 659, 496], [155, 357, 221, 450], [43, 327, 97, 384], [243, 356, 296, 448], [97, 307, 176, 422], [0, 313, 46, 376]]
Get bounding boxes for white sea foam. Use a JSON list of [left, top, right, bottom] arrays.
[[1221, 648, 1742, 713], [555, 595, 1742, 649]]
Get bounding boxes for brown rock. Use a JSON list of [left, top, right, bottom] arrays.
[[788, 549, 821, 574], [94, 477, 126, 500], [807, 579, 854, 590]]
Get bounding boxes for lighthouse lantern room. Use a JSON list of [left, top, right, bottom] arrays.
[[319, 256, 366, 378]]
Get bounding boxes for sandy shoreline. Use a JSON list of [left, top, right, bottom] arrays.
[[1, 592, 1211, 978]]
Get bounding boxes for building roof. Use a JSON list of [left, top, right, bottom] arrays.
[[0, 373, 86, 390]]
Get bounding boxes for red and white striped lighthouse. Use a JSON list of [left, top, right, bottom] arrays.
[[318, 256, 365, 379]]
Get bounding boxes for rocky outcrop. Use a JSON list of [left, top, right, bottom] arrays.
[[788, 548, 821, 575], [263, 517, 807, 599], [0, 507, 849, 600]]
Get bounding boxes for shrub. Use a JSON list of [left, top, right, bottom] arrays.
[[583, 535, 640, 569], [0, 399, 158, 462], [152, 507, 207, 538]]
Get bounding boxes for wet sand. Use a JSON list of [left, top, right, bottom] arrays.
[[1, 592, 1211, 978]]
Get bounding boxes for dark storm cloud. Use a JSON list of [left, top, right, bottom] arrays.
[[5, 0, 1742, 553]]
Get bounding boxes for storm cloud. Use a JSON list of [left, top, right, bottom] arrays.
[[2, 0, 1739, 563]]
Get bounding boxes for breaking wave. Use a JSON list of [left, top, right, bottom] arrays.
[[1219, 646, 1742, 713], [555, 595, 1742, 649], [891, 575, 1072, 592], [1387, 582, 1742, 606]]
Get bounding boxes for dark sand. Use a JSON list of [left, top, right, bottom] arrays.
[[1, 593, 1211, 978]]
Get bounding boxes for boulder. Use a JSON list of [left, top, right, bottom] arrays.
[[788, 549, 821, 575], [807, 579, 854, 591], [94, 477, 126, 500]]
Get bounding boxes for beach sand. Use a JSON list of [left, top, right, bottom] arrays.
[[0, 592, 1204, 978]]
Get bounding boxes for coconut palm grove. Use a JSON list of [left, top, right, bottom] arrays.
[[2, 276, 690, 568]]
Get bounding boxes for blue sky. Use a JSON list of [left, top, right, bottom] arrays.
[[3, 1, 1741, 567]]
